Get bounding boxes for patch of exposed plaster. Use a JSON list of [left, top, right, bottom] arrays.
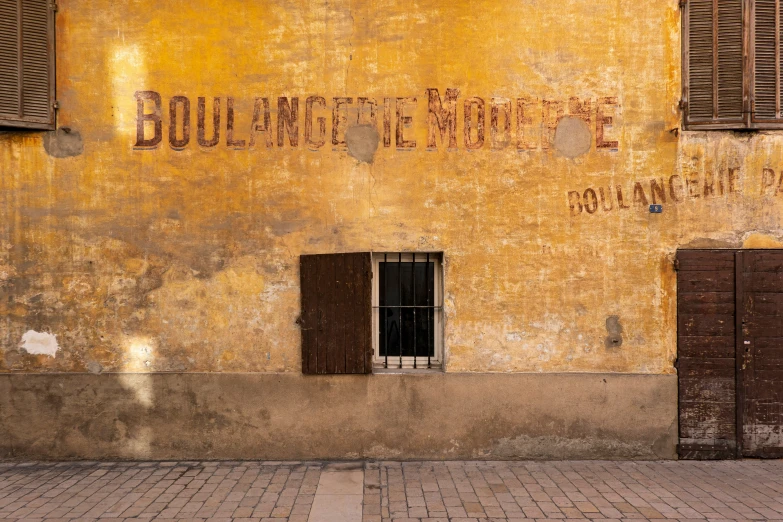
[[680, 237, 741, 249], [19, 330, 59, 357], [553, 116, 592, 158], [743, 232, 783, 248], [43, 127, 84, 158], [345, 124, 380, 163]]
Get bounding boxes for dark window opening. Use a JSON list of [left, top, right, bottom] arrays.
[[375, 253, 442, 369]]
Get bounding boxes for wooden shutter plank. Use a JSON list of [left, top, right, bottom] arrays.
[[0, 0, 21, 120], [344, 253, 363, 374], [330, 254, 346, 374], [361, 253, 373, 373], [21, 0, 51, 121], [344, 253, 373, 374], [753, 0, 779, 119], [688, 0, 717, 121], [717, 0, 745, 120], [317, 254, 335, 374], [300, 255, 318, 374]]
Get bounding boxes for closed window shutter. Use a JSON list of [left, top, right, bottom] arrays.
[[685, 0, 746, 128], [752, 0, 783, 124], [300, 253, 372, 375], [0, 0, 55, 130]]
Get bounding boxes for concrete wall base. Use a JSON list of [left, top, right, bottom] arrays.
[[0, 373, 677, 460]]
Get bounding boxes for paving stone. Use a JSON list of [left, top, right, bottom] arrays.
[[0, 460, 782, 520]]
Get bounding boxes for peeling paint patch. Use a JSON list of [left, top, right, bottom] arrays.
[[19, 331, 59, 357]]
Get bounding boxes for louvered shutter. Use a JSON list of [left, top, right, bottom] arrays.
[[684, 0, 747, 129], [751, 0, 783, 126], [0, 0, 55, 130]]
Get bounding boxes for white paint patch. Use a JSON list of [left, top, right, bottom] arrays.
[[19, 330, 59, 357]]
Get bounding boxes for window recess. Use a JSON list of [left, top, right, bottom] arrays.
[[373, 253, 443, 370], [0, 0, 56, 130], [682, 0, 783, 130], [298, 252, 444, 375]]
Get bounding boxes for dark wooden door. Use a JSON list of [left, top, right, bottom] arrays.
[[677, 250, 738, 459], [737, 250, 783, 457]]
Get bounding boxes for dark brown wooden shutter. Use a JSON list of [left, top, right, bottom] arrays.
[[751, 0, 783, 126], [677, 250, 738, 459], [0, 0, 55, 130], [684, 0, 747, 128], [300, 253, 372, 375]]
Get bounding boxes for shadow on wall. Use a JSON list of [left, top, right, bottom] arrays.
[[0, 372, 677, 461]]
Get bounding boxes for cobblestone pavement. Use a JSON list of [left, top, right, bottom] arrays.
[[1, 460, 783, 521]]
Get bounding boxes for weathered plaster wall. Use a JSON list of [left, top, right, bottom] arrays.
[[0, 373, 677, 460], [0, 0, 781, 377]]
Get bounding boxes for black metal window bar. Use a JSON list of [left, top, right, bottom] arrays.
[[376, 253, 440, 369]]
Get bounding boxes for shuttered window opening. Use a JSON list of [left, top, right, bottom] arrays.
[[0, 0, 55, 130], [299, 252, 444, 375], [683, 0, 783, 129]]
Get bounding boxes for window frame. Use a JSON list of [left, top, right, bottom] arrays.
[[371, 252, 444, 371], [681, 0, 783, 130], [0, 0, 57, 131]]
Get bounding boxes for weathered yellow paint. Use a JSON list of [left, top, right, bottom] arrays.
[[0, 0, 781, 376]]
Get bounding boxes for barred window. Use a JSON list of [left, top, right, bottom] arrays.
[[298, 252, 444, 375], [372, 253, 443, 370]]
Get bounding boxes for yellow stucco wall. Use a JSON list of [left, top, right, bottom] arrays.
[[1, 0, 781, 375]]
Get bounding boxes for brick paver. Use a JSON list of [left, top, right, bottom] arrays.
[[1, 460, 782, 521], [367, 460, 783, 522], [0, 461, 319, 521]]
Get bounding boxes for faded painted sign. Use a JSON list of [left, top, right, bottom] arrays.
[[134, 90, 620, 154]]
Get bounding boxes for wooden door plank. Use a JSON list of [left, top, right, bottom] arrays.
[[677, 249, 739, 459], [739, 250, 783, 457], [678, 336, 736, 358], [735, 250, 745, 457], [679, 270, 735, 292], [677, 250, 736, 270], [678, 314, 735, 336]]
